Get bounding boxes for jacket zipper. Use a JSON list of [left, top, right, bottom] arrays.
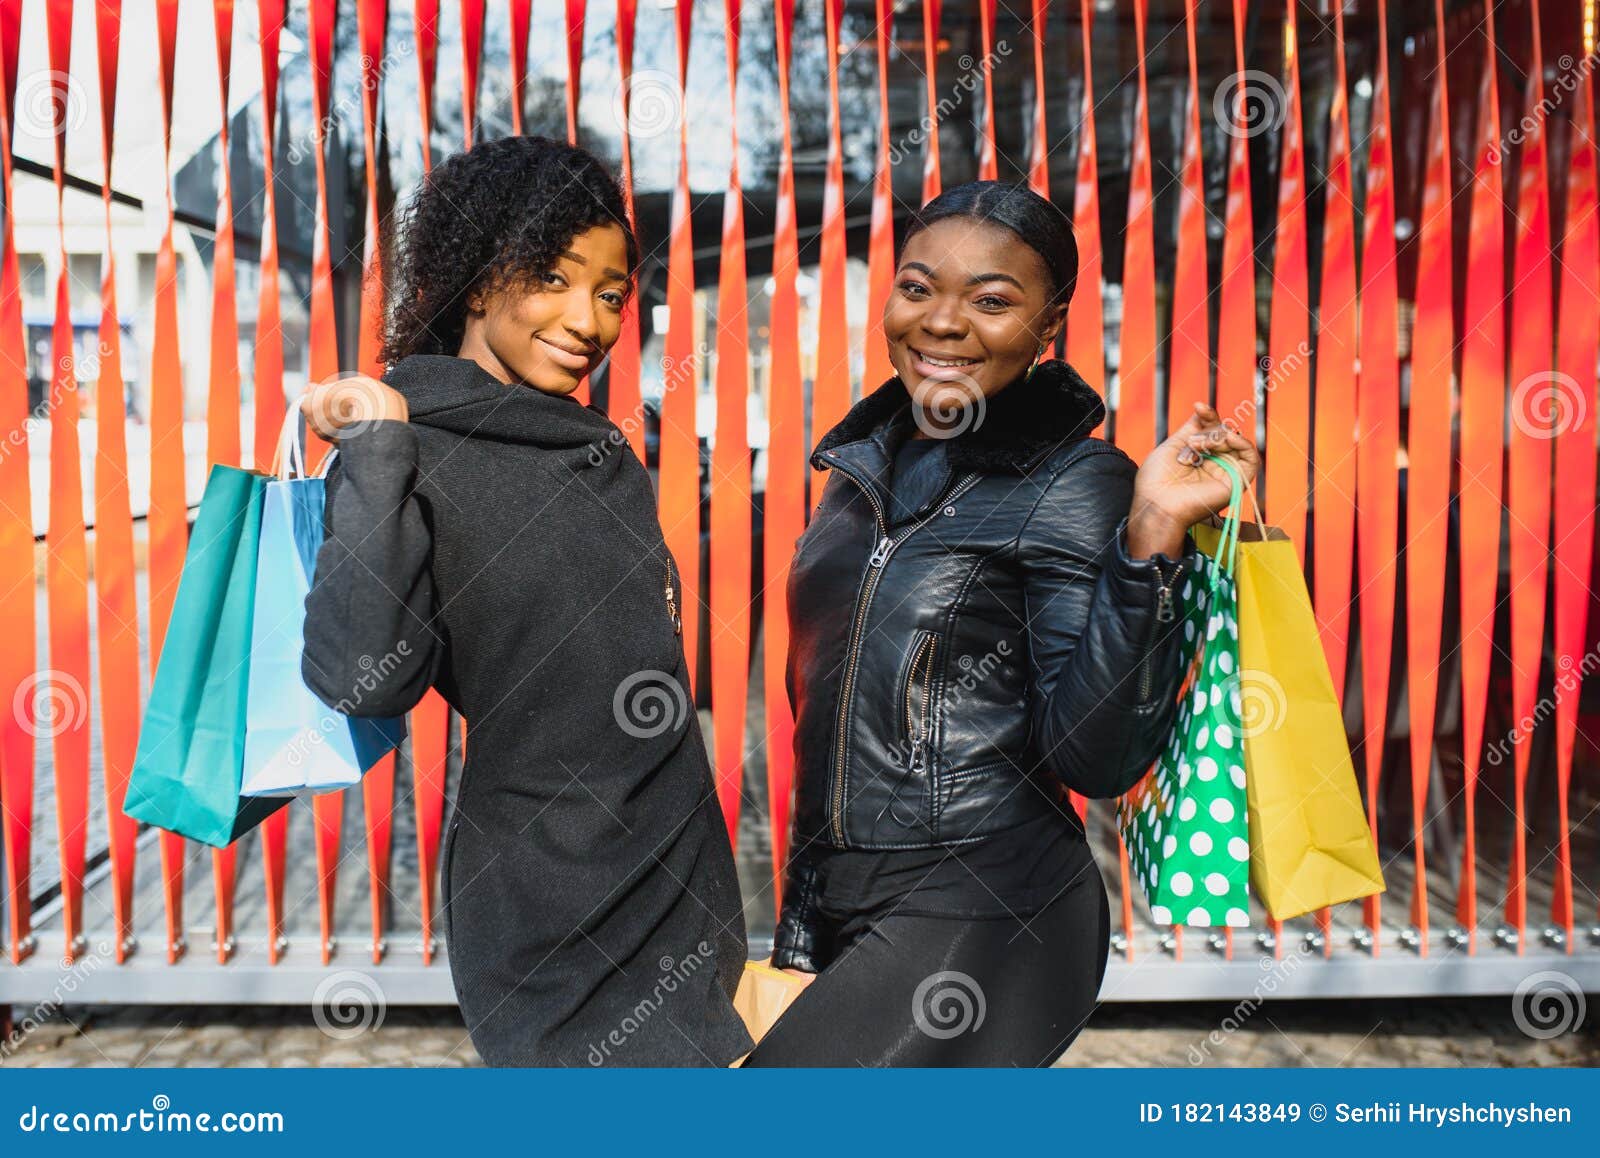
[[1136, 554, 1182, 702], [664, 554, 682, 635], [903, 631, 938, 773], [824, 459, 982, 844]]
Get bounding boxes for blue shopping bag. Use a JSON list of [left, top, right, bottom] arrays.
[[125, 464, 289, 847], [240, 417, 405, 797]]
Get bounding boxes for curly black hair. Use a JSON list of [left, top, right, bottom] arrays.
[[381, 136, 640, 365]]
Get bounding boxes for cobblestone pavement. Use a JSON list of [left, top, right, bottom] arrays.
[[3, 997, 1594, 1068]]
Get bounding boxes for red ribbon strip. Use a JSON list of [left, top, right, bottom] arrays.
[[0, 0, 33, 965], [1402, 0, 1454, 954], [1063, 0, 1103, 399], [709, 0, 750, 847], [976, 0, 996, 180], [920, 0, 941, 203], [861, 0, 895, 394], [460, 0, 484, 148], [609, 0, 643, 454], [1113, 0, 1155, 456], [810, 0, 848, 515], [508, 0, 530, 135], [660, 0, 701, 695], [1550, 30, 1597, 940], [1264, 0, 1308, 559], [1503, 0, 1554, 947], [1355, 0, 1400, 950], [1167, 0, 1207, 439], [762, 0, 803, 909], [44, 0, 91, 965], [90, 0, 140, 966]]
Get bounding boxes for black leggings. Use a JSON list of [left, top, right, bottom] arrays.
[[743, 868, 1111, 1067]]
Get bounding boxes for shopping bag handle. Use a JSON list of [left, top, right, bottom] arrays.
[[270, 406, 339, 481], [1202, 453, 1245, 581]]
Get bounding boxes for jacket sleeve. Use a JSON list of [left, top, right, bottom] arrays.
[[1016, 450, 1199, 799], [301, 419, 446, 718], [769, 843, 828, 972]]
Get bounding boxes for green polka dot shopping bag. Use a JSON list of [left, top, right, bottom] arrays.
[[1116, 454, 1251, 929]]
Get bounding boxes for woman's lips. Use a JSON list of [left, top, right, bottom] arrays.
[[537, 335, 592, 372], [908, 346, 983, 380]]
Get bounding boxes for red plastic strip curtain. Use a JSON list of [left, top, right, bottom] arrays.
[[1550, 26, 1598, 946], [1311, 10, 1357, 960], [1264, 0, 1308, 556], [660, 0, 702, 694], [410, 0, 449, 968], [147, 0, 186, 964], [810, 0, 849, 516], [508, 0, 530, 135], [1402, 0, 1453, 955], [207, 0, 243, 967], [355, 0, 398, 965], [762, 0, 803, 910], [253, 0, 286, 471], [861, 0, 895, 394], [976, 0, 997, 180], [459, 0, 484, 149], [1111, 0, 1155, 959], [415, 0, 439, 170], [610, 0, 644, 459], [920, 0, 941, 203], [1167, 0, 1207, 438], [564, 0, 591, 406], [305, 0, 342, 962], [1454, 1, 1504, 954], [1026, 0, 1049, 198], [91, 0, 139, 967], [1311, 0, 1357, 677], [565, 0, 586, 144], [1063, 0, 1103, 398], [207, 3, 240, 472], [1113, 0, 1155, 456], [44, 0, 91, 965], [0, 0, 30, 964], [1551, 41, 1598, 932], [1355, 0, 1400, 951], [1503, 0, 1554, 949], [709, 0, 750, 846], [1214, 0, 1254, 468]]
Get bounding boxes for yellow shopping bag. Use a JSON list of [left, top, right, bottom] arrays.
[[731, 960, 810, 1054], [1190, 480, 1385, 921]]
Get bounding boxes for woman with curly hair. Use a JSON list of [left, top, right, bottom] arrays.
[[297, 136, 752, 1067]]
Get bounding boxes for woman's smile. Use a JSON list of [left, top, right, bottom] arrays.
[[537, 333, 595, 373]]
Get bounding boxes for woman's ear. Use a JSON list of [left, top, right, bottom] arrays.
[[1039, 301, 1069, 349]]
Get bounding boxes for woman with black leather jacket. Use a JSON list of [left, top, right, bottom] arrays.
[[743, 181, 1260, 1066]]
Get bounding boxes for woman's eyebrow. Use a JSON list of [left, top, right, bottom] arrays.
[[560, 249, 629, 282], [900, 260, 1024, 291]]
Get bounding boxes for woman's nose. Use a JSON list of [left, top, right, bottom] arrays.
[[921, 295, 965, 337]]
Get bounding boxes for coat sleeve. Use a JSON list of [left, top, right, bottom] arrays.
[[769, 841, 828, 972], [1016, 450, 1200, 799], [301, 420, 446, 718]]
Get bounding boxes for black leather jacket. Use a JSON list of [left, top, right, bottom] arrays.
[[773, 360, 1200, 970]]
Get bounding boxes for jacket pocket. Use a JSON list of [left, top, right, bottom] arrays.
[[898, 629, 941, 775]]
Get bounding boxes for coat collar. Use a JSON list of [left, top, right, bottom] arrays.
[[809, 359, 1107, 524]]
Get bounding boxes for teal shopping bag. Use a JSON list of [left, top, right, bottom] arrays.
[[241, 423, 404, 797], [124, 463, 288, 847]]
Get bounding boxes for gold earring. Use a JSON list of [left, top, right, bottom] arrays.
[[1024, 341, 1047, 382]]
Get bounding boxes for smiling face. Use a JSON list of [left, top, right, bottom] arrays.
[[883, 216, 1069, 432], [458, 222, 632, 395]]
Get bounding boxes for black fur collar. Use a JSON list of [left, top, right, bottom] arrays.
[[810, 358, 1107, 475]]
